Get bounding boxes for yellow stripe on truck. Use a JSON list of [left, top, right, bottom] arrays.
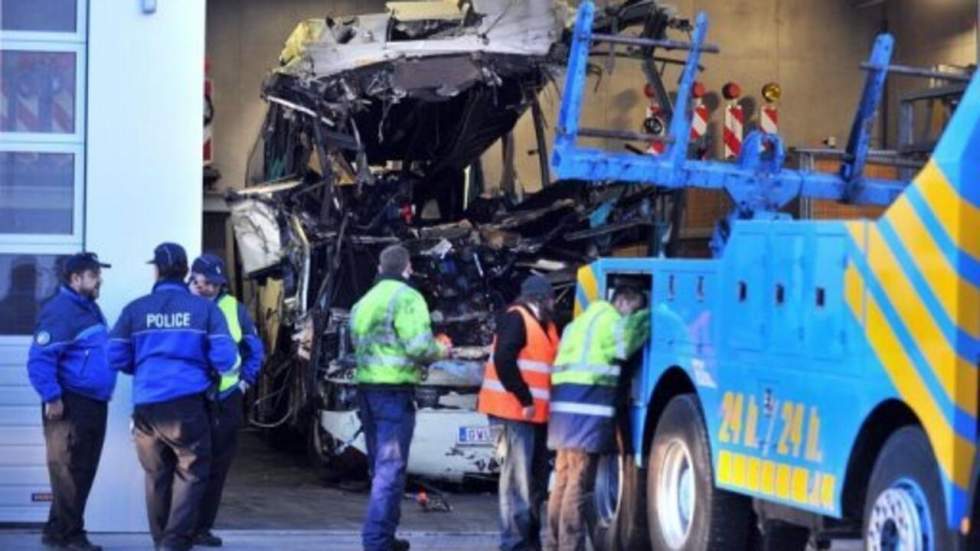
[[863, 224, 978, 414], [915, 161, 980, 264], [845, 261, 975, 489], [575, 265, 600, 317], [886, 193, 980, 340]]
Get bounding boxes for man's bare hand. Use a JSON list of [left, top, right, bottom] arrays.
[[45, 399, 64, 421], [521, 405, 536, 420]]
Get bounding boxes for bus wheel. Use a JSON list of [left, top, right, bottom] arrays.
[[863, 426, 950, 551], [647, 394, 751, 550]]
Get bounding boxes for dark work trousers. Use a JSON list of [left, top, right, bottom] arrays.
[[358, 388, 416, 551], [195, 388, 242, 535], [42, 391, 107, 543], [132, 393, 212, 550], [544, 450, 599, 551], [489, 416, 550, 551]]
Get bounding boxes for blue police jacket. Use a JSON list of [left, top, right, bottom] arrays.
[[107, 280, 238, 405], [26, 286, 117, 403]]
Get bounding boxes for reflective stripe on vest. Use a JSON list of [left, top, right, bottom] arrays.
[[552, 301, 621, 388], [217, 294, 243, 392], [552, 362, 621, 377], [516, 359, 552, 374], [477, 305, 559, 424], [359, 354, 414, 369], [480, 379, 551, 401], [550, 401, 615, 417]]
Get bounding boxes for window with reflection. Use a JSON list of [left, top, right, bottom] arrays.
[[0, 0, 82, 339], [0, 254, 63, 335], [1, 0, 77, 33], [0, 50, 77, 134], [0, 151, 75, 234]]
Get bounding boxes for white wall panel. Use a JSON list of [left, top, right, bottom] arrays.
[[84, 0, 206, 532]]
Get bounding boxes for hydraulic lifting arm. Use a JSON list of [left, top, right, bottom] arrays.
[[551, 1, 916, 252]]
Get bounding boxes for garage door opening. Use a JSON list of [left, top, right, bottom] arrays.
[[201, 0, 688, 532]]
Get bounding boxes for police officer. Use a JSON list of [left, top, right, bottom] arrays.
[[27, 252, 115, 551], [544, 286, 649, 551], [107, 243, 238, 551], [350, 244, 450, 551], [478, 275, 560, 551], [188, 253, 265, 547]]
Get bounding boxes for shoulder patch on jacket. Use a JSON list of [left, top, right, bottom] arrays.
[[35, 331, 51, 346]]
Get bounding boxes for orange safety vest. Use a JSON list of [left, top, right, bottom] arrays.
[[478, 305, 559, 424]]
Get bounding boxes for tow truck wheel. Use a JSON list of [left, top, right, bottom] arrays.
[[863, 426, 950, 551], [588, 451, 650, 550], [647, 394, 751, 550]]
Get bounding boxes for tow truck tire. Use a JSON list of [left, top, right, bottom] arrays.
[[587, 451, 649, 550], [863, 426, 951, 551], [647, 394, 751, 551]]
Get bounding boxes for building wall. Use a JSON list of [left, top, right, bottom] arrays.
[[484, 0, 883, 191], [889, 0, 976, 68], [884, 0, 978, 147], [84, 0, 206, 531], [205, 0, 388, 192]]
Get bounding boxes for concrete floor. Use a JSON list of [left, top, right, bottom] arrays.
[[0, 428, 862, 550], [0, 429, 502, 550], [216, 428, 500, 532], [0, 530, 498, 550]]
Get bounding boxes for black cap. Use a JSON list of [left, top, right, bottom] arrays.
[[521, 275, 554, 300], [147, 242, 188, 270], [64, 252, 111, 278], [191, 253, 228, 285]]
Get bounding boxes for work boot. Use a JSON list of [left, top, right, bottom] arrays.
[[155, 537, 192, 551], [392, 537, 411, 551], [63, 536, 104, 551], [194, 531, 224, 547]]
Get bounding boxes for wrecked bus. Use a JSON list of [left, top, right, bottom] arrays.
[[227, 0, 689, 481]]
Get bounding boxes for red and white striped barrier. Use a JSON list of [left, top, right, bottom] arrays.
[[0, 95, 73, 133], [645, 103, 666, 155], [722, 81, 743, 160], [690, 81, 709, 158], [760, 82, 781, 138], [759, 82, 781, 153], [760, 104, 778, 135], [0, 53, 75, 133], [204, 60, 215, 166], [204, 77, 214, 166], [642, 84, 667, 156]]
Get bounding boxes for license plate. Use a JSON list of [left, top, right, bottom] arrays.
[[457, 425, 495, 445]]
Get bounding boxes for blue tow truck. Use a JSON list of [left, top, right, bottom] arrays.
[[553, 2, 979, 549]]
